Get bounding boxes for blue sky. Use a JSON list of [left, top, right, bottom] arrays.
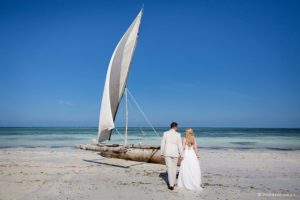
[[0, 0, 299, 127]]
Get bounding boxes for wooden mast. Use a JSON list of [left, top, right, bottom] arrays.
[[124, 87, 128, 146]]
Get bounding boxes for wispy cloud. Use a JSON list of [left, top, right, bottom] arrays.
[[160, 82, 200, 93], [220, 90, 259, 101], [59, 100, 75, 106]]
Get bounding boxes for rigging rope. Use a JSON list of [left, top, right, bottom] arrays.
[[127, 88, 160, 137], [127, 96, 144, 143], [115, 128, 125, 140]]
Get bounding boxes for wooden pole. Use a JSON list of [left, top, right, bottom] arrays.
[[124, 87, 128, 146]]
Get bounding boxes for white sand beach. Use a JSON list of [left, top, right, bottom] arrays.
[[0, 148, 299, 200]]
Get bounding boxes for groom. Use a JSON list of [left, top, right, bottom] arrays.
[[160, 122, 183, 190]]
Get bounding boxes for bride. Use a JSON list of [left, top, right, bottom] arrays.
[[177, 128, 203, 191]]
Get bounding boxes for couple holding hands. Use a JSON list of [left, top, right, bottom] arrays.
[[161, 122, 202, 191]]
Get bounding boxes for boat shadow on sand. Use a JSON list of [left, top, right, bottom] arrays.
[[83, 158, 180, 187], [83, 158, 146, 169]]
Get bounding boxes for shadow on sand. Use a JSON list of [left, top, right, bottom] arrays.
[[83, 159, 146, 169], [159, 171, 179, 186]]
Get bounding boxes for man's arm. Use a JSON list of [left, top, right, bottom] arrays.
[[178, 134, 183, 157], [160, 132, 166, 156]]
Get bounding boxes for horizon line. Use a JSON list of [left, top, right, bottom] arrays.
[[0, 126, 299, 129]]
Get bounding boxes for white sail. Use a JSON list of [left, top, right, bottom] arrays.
[[98, 8, 143, 142]]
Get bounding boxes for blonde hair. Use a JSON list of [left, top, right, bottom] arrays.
[[185, 128, 195, 147]]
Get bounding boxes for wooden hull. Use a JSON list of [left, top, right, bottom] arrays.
[[76, 144, 165, 164]]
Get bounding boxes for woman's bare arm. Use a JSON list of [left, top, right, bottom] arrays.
[[182, 138, 186, 150], [194, 138, 199, 157]]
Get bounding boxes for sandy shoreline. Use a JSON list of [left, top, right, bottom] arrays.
[[0, 147, 299, 200]]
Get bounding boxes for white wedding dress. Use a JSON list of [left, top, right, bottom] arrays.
[[177, 145, 203, 191]]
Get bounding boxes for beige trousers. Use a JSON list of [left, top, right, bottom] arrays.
[[165, 156, 178, 187]]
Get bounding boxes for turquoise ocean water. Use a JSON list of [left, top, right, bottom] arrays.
[[0, 127, 299, 150]]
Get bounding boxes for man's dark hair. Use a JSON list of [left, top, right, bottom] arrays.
[[170, 122, 178, 128]]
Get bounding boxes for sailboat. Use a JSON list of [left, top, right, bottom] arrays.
[[77, 7, 164, 164]]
